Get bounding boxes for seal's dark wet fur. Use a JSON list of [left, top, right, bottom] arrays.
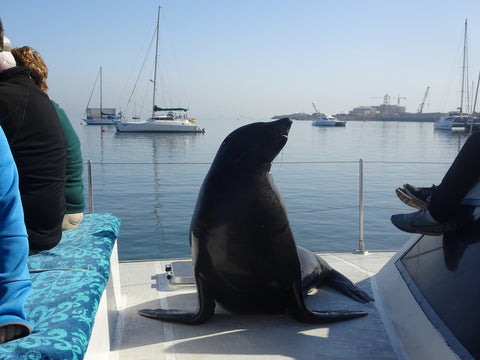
[[139, 118, 372, 324]]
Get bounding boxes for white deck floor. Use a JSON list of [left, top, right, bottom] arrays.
[[111, 251, 400, 360]]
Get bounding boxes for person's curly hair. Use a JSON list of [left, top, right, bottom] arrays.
[[11, 46, 48, 92]]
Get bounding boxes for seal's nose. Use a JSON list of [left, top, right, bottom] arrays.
[[280, 118, 292, 137]]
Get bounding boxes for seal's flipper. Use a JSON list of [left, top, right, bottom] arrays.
[[138, 276, 215, 324], [289, 279, 368, 323], [290, 306, 368, 323], [138, 308, 207, 322], [311, 310, 368, 320], [326, 269, 373, 303]]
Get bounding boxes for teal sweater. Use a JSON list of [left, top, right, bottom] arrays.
[[52, 101, 85, 214]]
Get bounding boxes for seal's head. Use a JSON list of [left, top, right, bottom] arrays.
[[213, 118, 292, 172]]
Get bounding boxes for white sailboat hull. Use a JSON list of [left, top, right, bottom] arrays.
[[114, 119, 204, 133], [83, 117, 115, 125]]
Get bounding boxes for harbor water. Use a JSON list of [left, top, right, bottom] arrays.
[[76, 118, 470, 261]]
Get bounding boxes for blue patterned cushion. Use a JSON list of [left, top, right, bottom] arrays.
[[0, 270, 106, 359], [28, 213, 121, 281], [0, 213, 121, 359]]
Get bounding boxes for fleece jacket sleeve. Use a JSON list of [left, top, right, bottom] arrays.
[[0, 127, 32, 335]]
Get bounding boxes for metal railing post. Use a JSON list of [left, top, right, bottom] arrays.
[[355, 158, 367, 254], [88, 160, 94, 214]]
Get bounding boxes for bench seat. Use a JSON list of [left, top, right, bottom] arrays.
[[0, 213, 121, 360]]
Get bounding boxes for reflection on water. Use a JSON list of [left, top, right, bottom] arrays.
[[78, 120, 471, 260]]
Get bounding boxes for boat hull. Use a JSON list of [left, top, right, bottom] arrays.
[[434, 114, 468, 130], [312, 114, 346, 127], [83, 118, 115, 125], [312, 120, 346, 127], [114, 120, 204, 133]]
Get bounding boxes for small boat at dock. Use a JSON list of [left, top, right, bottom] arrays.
[[434, 112, 470, 130], [82, 67, 117, 125], [434, 19, 477, 133]]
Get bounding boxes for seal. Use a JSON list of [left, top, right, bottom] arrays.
[[139, 118, 372, 324]]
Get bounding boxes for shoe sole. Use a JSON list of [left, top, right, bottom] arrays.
[[403, 185, 431, 207], [395, 188, 426, 210], [390, 214, 446, 236]]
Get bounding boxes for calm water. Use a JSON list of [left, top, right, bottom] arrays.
[[75, 118, 470, 261]]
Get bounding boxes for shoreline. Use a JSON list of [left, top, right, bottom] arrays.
[[272, 112, 443, 122]]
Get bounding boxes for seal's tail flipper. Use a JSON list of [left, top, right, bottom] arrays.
[[290, 309, 368, 323], [138, 277, 215, 324], [289, 282, 369, 323], [311, 310, 368, 321], [326, 269, 373, 303]]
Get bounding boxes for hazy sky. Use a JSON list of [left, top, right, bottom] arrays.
[[3, 0, 480, 120]]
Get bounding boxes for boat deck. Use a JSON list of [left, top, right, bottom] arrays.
[[112, 251, 400, 360]]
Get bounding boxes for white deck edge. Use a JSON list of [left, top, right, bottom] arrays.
[[375, 234, 461, 360], [84, 241, 122, 360]]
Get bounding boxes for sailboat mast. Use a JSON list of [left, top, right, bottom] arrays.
[[459, 19, 467, 115], [152, 6, 161, 118], [100, 67, 103, 119]]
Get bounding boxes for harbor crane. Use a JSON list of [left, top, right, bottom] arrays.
[[392, 95, 406, 107], [417, 86, 430, 113], [312, 102, 320, 114]]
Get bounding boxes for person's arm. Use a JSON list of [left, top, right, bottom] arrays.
[[0, 127, 32, 343]]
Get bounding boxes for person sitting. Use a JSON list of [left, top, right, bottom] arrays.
[[0, 125, 32, 343], [391, 130, 480, 235], [12, 46, 85, 231], [0, 19, 66, 251]]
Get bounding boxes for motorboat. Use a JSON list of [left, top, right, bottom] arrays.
[[312, 114, 346, 127], [434, 113, 469, 130]]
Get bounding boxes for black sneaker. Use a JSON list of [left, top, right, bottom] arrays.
[[402, 183, 436, 209], [391, 209, 455, 235], [395, 187, 425, 210]]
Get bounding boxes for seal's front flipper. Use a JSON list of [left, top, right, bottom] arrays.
[[139, 308, 207, 322], [326, 269, 373, 303], [138, 276, 215, 324]]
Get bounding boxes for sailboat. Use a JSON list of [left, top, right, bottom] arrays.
[[114, 7, 204, 133], [434, 19, 472, 130], [82, 67, 117, 125]]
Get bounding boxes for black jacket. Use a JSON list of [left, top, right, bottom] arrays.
[[0, 66, 66, 250]]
